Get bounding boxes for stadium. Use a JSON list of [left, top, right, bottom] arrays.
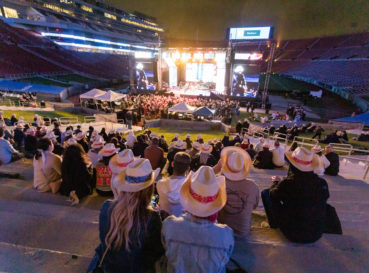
[[0, 0, 368, 272]]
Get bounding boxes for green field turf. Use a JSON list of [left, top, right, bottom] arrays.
[[1, 110, 86, 123], [17, 77, 70, 87]]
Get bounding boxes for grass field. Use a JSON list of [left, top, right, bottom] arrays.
[[17, 77, 70, 87], [1, 110, 86, 123]]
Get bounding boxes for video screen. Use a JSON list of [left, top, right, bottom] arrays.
[[136, 62, 156, 91], [185, 63, 216, 83], [232, 64, 260, 97]]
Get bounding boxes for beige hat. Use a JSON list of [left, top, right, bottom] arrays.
[[180, 166, 226, 217], [192, 141, 200, 150], [150, 133, 160, 139], [99, 143, 119, 157], [65, 138, 77, 146], [76, 132, 85, 141], [45, 131, 56, 140], [312, 144, 323, 153], [65, 130, 73, 137], [16, 124, 23, 129], [109, 149, 136, 175], [113, 158, 160, 193], [174, 139, 187, 150], [91, 136, 105, 149], [25, 128, 35, 135], [221, 146, 251, 181], [201, 143, 213, 154], [285, 147, 318, 172]]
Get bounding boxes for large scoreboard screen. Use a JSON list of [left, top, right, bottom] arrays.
[[229, 27, 272, 40]]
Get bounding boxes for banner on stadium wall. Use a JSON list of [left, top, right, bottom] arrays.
[[229, 27, 272, 40]]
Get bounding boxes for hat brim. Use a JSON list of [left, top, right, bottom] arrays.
[[221, 146, 251, 181], [113, 168, 160, 193], [99, 148, 119, 157], [179, 174, 226, 217], [109, 154, 139, 175], [285, 151, 316, 172], [201, 146, 213, 154]]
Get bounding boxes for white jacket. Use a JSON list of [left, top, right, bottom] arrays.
[[314, 155, 330, 176], [272, 146, 285, 167], [157, 176, 186, 216]]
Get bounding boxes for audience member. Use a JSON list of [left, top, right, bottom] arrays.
[[312, 145, 330, 176], [144, 133, 165, 170], [254, 137, 264, 153], [254, 142, 274, 169], [246, 144, 256, 160], [96, 143, 118, 196], [87, 136, 104, 168], [133, 135, 148, 158], [191, 143, 217, 171], [24, 128, 37, 158], [167, 139, 187, 175], [0, 128, 22, 165], [324, 145, 339, 176], [272, 141, 285, 168]]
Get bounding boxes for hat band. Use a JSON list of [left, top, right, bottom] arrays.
[[125, 173, 152, 184], [117, 159, 133, 167], [93, 143, 103, 147], [292, 154, 312, 165], [103, 149, 116, 154], [189, 186, 219, 203], [202, 148, 210, 151]]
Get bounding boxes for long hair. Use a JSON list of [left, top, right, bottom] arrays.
[[35, 138, 52, 160], [61, 144, 90, 181], [105, 184, 154, 252]]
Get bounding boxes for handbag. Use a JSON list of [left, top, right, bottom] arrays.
[[92, 246, 109, 273]]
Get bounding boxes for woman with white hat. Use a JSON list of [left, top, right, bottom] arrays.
[[161, 166, 234, 273], [87, 136, 104, 169], [87, 158, 164, 273], [167, 139, 187, 175], [311, 145, 330, 176], [190, 143, 217, 171], [261, 147, 331, 243], [216, 147, 259, 238], [96, 143, 119, 196], [76, 132, 89, 153]]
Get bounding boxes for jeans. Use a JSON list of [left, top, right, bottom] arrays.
[[261, 189, 282, 228]]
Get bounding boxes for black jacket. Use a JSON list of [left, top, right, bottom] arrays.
[[254, 150, 274, 169], [270, 169, 329, 243], [325, 152, 339, 176]]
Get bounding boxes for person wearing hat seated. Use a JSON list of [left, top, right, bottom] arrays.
[[144, 133, 165, 170], [254, 137, 265, 153], [171, 133, 179, 143], [312, 145, 330, 177], [0, 128, 23, 165], [109, 149, 137, 199], [157, 152, 191, 218], [167, 139, 187, 175], [253, 142, 274, 169], [246, 144, 257, 160], [133, 135, 149, 159], [216, 147, 259, 238], [211, 140, 223, 163], [159, 135, 168, 152], [161, 166, 234, 273], [45, 131, 64, 156], [271, 141, 285, 168], [33, 138, 62, 193], [261, 147, 330, 243], [76, 132, 89, 153], [324, 145, 339, 176], [13, 124, 25, 149], [87, 136, 104, 169], [60, 143, 94, 205], [87, 158, 164, 273], [190, 143, 217, 172], [96, 143, 119, 196], [184, 134, 192, 150]]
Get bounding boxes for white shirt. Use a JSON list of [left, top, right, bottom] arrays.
[[157, 175, 186, 216], [255, 141, 263, 153], [0, 137, 17, 164], [272, 146, 285, 167], [314, 155, 331, 176]]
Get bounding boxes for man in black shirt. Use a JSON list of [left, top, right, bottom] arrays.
[[324, 145, 339, 176]]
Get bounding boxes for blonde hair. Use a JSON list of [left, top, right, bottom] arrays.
[[105, 184, 154, 251]]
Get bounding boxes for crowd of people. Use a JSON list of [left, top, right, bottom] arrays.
[[0, 109, 344, 273]]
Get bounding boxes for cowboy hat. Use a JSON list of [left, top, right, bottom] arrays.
[[109, 149, 136, 175], [16, 124, 23, 129], [180, 166, 226, 217], [25, 128, 35, 135], [150, 133, 160, 139], [201, 143, 213, 154], [66, 138, 77, 146], [311, 144, 323, 153], [45, 131, 56, 140], [76, 132, 85, 141], [221, 146, 251, 181], [113, 158, 160, 193], [65, 130, 73, 137], [91, 136, 105, 149], [285, 146, 318, 172], [186, 134, 191, 139], [99, 143, 119, 157], [174, 139, 187, 150], [192, 141, 200, 150], [262, 142, 270, 148]]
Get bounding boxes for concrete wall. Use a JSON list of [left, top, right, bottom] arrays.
[[145, 119, 226, 131]]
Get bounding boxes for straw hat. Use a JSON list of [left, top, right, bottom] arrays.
[[186, 134, 191, 139], [99, 143, 119, 157], [201, 143, 213, 154], [150, 133, 160, 139], [180, 166, 226, 217], [113, 158, 160, 193], [76, 132, 85, 141], [25, 128, 35, 135], [109, 149, 136, 174], [221, 146, 251, 181], [312, 144, 323, 153], [45, 131, 56, 140], [192, 141, 200, 150], [16, 124, 23, 130], [66, 138, 77, 146], [65, 130, 73, 137], [285, 147, 318, 172], [174, 139, 187, 150], [91, 136, 105, 149]]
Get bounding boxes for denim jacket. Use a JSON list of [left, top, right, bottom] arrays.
[[162, 213, 234, 273]]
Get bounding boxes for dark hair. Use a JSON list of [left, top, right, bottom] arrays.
[[249, 144, 254, 149], [173, 152, 191, 175], [0, 128, 4, 137], [290, 142, 298, 152], [185, 138, 192, 149], [35, 138, 52, 160], [151, 138, 159, 145], [101, 154, 115, 166], [61, 144, 90, 183], [110, 137, 118, 146]]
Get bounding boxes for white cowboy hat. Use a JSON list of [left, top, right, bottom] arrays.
[[201, 143, 213, 154], [109, 149, 136, 175], [16, 124, 23, 129], [113, 158, 160, 193], [262, 142, 270, 148], [76, 132, 85, 141], [186, 134, 191, 139], [65, 130, 73, 137], [66, 138, 77, 146], [312, 145, 323, 153], [45, 131, 56, 140], [174, 133, 179, 138], [174, 139, 187, 150], [285, 146, 318, 172], [0, 122, 5, 128], [192, 141, 200, 150], [180, 166, 226, 217], [221, 146, 251, 181], [99, 143, 119, 157], [25, 128, 35, 135], [150, 133, 160, 139], [91, 137, 105, 149], [196, 134, 203, 140]]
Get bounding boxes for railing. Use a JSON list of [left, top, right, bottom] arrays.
[[328, 143, 353, 156], [59, 117, 79, 125], [84, 116, 96, 123], [293, 136, 319, 148], [272, 132, 288, 145], [340, 155, 369, 180]]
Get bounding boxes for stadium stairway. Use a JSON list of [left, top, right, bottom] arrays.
[[0, 159, 368, 272]]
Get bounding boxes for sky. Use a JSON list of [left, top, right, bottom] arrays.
[[110, 0, 369, 41]]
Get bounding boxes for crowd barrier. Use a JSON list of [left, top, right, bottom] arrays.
[[341, 155, 369, 180], [59, 117, 79, 125], [293, 136, 319, 148], [83, 116, 96, 123]]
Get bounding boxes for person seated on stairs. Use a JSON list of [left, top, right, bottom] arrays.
[[215, 147, 259, 238], [60, 143, 94, 205], [261, 147, 332, 243], [33, 138, 62, 193], [160, 166, 234, 273], [24, 128, 37, 158], [87, 136, 104, 169], [272, 141, 285, 168], [0, 128, 23, 165], [324, 145, 340, 176], [254, 142, 274, 169], [87, 158, 163, 273], [96, 143, 118, 196], [312, 145, 330, 177]]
